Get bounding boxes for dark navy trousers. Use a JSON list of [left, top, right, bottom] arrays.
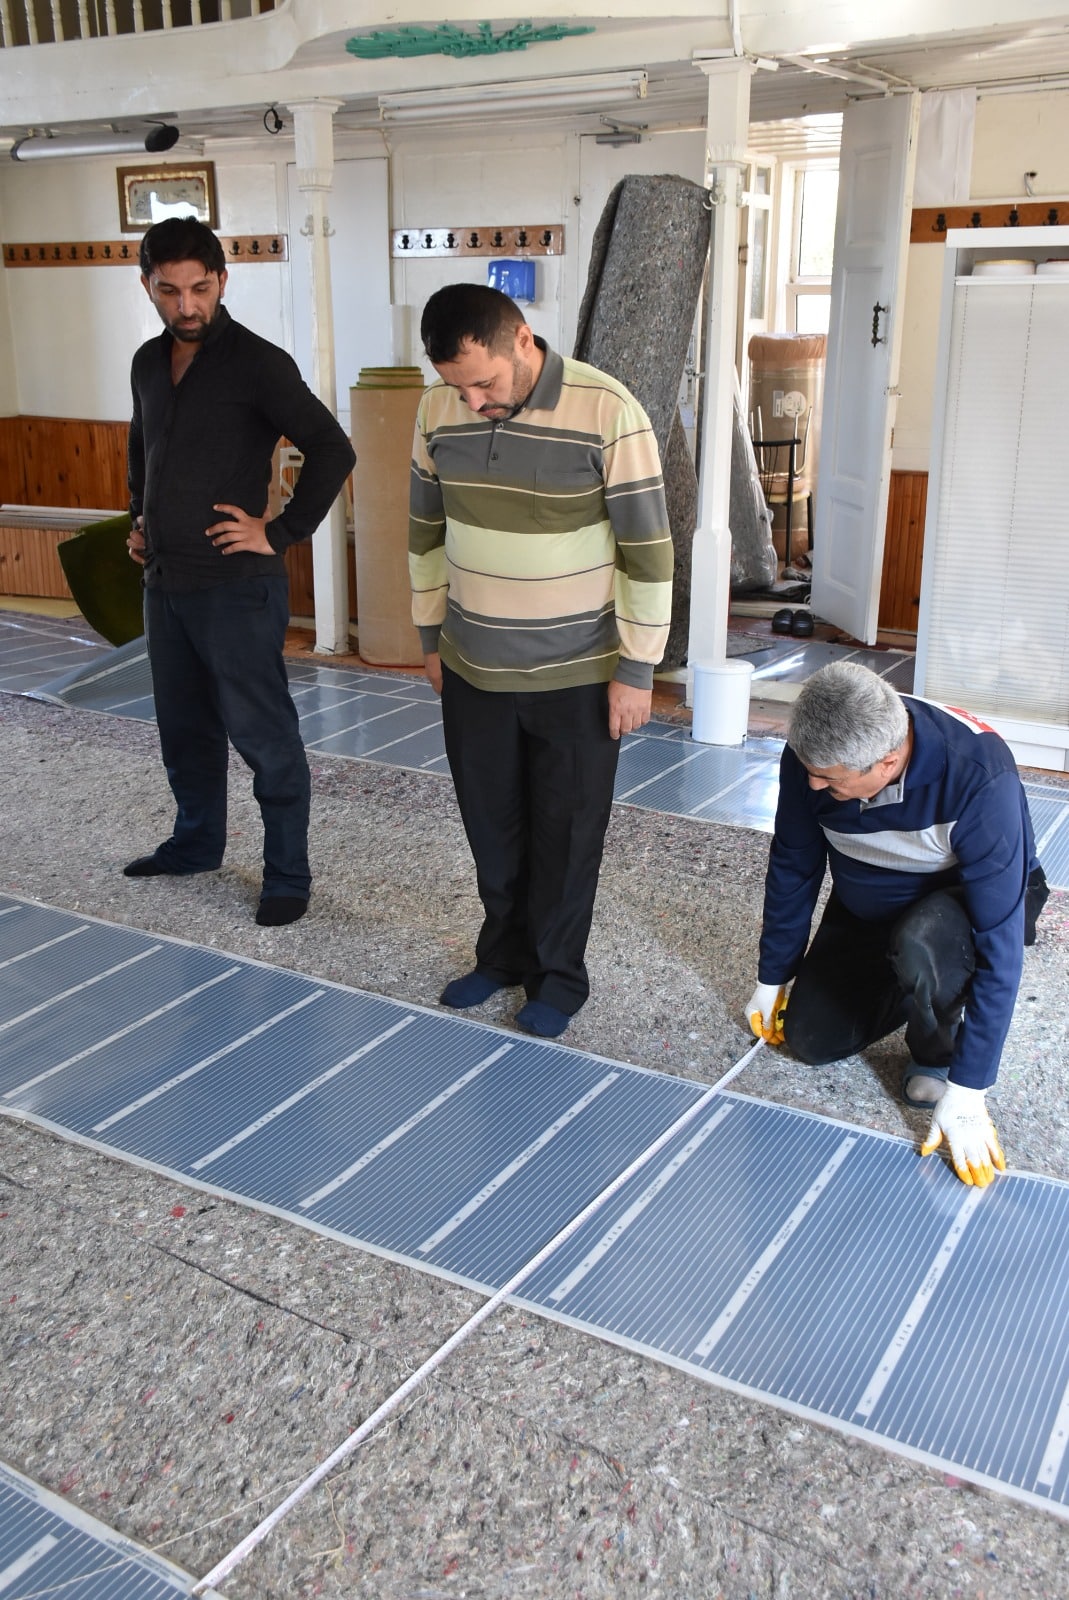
[[143, 576, 311, 900], [783, 889, 976, 1068]]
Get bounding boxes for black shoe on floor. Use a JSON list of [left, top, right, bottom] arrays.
[[123, 852, 183, 878], [255, 896, 308, 927], [790, 609, 815, 637], [771, 608, 794, 635]]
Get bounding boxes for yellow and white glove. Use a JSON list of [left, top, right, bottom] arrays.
[[920, 1081, 1006, 1187], [747, 983, 787, 1046]]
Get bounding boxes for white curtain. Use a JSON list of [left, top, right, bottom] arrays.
[[914, 87, 976, 206]]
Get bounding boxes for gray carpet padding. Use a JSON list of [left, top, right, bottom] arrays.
[[574, 175, 712, 670]]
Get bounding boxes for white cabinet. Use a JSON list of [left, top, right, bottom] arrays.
[[915, 227, 1069, 771]]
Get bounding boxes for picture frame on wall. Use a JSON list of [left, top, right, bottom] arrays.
[[116, 162, 219, 232]]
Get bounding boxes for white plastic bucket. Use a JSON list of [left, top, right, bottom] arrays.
[[691, 658, 755, 745]]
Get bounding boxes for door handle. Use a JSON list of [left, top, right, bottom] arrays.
[[871, 303, 889, 347]]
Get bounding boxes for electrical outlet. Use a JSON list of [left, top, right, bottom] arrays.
[[772, 390, 784, 418]]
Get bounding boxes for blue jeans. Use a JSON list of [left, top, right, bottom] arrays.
[[144, 578, 311, 899]]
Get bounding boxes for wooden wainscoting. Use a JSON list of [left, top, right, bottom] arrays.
[[283, 536, 358, 622], [878, 469, 928, 634], [0, 414, 129, 509], [0, 415, 356, 623], [0, 518, 73, 598]]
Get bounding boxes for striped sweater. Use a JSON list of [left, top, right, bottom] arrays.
[[409, 342, 673, 692]]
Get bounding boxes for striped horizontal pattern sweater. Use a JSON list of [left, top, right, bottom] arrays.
[[409, 343, 672, 693]]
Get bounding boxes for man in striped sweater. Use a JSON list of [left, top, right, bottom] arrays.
[[409, 284, 673, 1038]]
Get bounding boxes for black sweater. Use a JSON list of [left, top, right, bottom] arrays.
[[128, 306, 356, 591]]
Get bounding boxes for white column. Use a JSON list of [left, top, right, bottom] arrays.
[[287, 98, 349, 656], [688, 59, 754, 691]]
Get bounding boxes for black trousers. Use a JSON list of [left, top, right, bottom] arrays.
[[783, 889, 977, 1068], [144, 578, 311, 899], [440, 666, 620, 1014]]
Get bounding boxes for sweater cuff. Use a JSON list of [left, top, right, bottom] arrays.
[[264, 516, 298, 555], [418, 625, 442, 656], [613, 656, 654, 691]]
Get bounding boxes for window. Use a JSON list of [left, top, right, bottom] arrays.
[[785, 164, 839, 335], [747, 165, 773, 321]]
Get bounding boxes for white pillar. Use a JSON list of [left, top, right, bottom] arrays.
[[287, 98, 349, 656], [687, 60, 754, 695]]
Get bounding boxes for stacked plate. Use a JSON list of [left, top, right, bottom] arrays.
[[971, 258, 1036, 277], [1036, 258, 1069, 277]]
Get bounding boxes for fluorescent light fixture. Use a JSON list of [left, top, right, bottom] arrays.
[[379, 70, 648, 123], [10, 124, 180, 162]]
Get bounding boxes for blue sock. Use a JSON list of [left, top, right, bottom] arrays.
[[439, 971, 506, 1008], [515, 999, 572, 1038]]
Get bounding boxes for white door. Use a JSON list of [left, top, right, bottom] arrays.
[[811, 93, 919, 643], [571, 129, 707, 346]]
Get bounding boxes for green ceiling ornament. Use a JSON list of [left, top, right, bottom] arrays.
[[346, 22, 595, 60]]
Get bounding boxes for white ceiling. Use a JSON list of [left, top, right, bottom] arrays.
[[5, 14, 1069, 148]]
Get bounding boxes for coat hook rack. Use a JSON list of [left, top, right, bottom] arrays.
[[910, 201, 1069, 241]]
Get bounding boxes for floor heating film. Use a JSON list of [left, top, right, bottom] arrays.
[[2, 894, 1069, 1522], [7, 617, 1069, 879], [0, 1460, 221, 1599]]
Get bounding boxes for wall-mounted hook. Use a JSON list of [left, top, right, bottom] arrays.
[[933, 212, 947, 233]]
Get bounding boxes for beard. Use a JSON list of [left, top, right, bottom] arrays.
[[480, 352, 535, 417], [508, 351, 535, 409], [168, 302, 222, 343], [170, 317, 212, 343]]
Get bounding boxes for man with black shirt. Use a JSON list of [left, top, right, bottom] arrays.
[[125, 218, 355, 925]]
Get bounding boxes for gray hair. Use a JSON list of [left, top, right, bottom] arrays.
[[787, 662, 909, 771]]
